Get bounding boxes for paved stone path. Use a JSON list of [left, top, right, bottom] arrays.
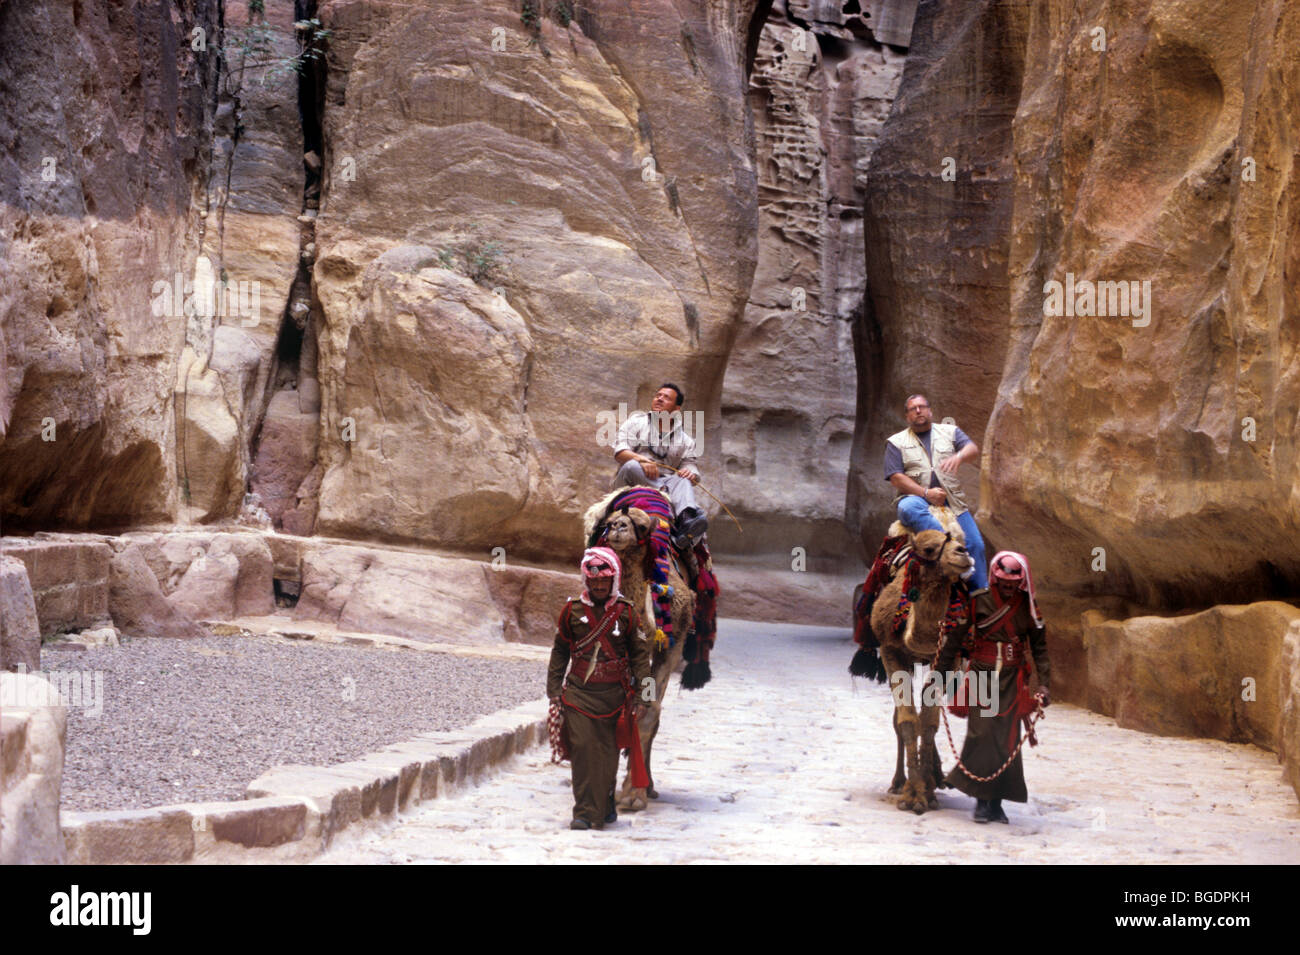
[[319, 620, 1300, 864]]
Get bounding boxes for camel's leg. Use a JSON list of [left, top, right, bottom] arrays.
[[889, 710, 906, 794], [926, 674, 949, 790], [644, 732, 657, 798], [618, 701, 659, 812], [919, 671, 943, 810], [881, 648, 927, 814]]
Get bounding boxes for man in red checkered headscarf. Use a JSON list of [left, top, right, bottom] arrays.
[[936, 551, 1052, 824], [547, 547, 651, 830]]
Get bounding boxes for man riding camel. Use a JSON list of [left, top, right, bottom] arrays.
[[613, 383, 708, 551], [883, 393, 988, 590]]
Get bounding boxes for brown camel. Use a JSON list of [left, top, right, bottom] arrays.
[[870, 529, 973, 814], [596, 506, 694, 812]]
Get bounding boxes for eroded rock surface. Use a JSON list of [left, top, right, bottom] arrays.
[[720, 0, 907, 568], [852, 0, 1300, 616], [310, 0, 763, 560]]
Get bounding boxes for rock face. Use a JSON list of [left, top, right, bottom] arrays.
[[2, 539, 113, 640], [719, 0, 907, 569], [310, 0, 764, 561], [169, 534, 275, 620], [108, 544, 209, 641], [1083, 602, 1300, 799], [854, 0, 1300, 615], [314, 249, 536, 548], [0, 0, 219, 529], [1281, 621, 1300, 800], [850, 0, 1028, 550], [177, 0, 312, 523], [0, 556, 41, 672], [294, 538, 571, 646], [986, 0, 1300, 611], [1082, 602, 1299, 748], [0, 672, 68, 864]]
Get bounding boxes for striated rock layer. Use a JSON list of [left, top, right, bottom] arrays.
[[310, 0, 765, 562], [988, 1, 1300, 613], [0, 0, 220, 529], [856, 0, 1300, 609], [719, 0, 907, 569]]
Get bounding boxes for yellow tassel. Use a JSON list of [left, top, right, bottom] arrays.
[[654, 628, 667, 650]]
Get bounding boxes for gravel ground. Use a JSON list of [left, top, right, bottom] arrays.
[[42, 635, 547, 811]]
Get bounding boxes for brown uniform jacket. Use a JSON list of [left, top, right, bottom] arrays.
[[546, 596, 651, 700]]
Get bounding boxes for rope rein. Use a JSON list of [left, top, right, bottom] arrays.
[[938, 692, 1046, 783]]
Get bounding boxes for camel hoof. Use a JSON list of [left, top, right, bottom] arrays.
[[888, 781, 905, 795], [927, 795, 940, 810], [620, 788, 649, 812], [647, 786, 659, 800]]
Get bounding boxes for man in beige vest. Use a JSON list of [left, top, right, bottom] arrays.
[[883, 394, 988, 589]]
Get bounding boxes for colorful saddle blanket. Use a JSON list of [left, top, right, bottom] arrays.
[[590, 487, 718, 673]]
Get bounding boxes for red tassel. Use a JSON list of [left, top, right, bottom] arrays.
[[617, 707, 650, 789]]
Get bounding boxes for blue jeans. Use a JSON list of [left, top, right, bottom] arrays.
[[896, 495, 988, 590]]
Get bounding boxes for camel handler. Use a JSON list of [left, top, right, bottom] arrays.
[[934, 551, 1051, 824], [612, 382, 708, 550], [547, 546, 652, 830]]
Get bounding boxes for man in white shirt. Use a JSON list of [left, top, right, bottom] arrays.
[[612, 383, 708, 547]]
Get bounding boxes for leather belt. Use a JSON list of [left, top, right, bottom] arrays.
[[568, 657, 628, 686], [968, 638, 1023, 667]]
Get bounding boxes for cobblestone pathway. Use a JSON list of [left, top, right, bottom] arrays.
[[319, 620, 1300, 864]]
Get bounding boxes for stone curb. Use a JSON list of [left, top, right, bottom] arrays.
[[59, 697, 548, 864]]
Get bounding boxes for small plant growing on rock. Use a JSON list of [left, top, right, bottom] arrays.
[[227, 11, 332, 95], [437, 226, 510, 288], [521, 0, 541, 32]]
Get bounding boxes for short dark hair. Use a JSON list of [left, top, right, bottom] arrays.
[[905, 393, 929, 410], [659, 382, 685, 407]]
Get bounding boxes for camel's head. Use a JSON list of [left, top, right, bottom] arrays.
[[603, 506, 653, 554], [912, 529, 973, 581]]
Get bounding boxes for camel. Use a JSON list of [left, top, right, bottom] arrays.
[[585, 499, 696, 813], [870, 528, 973, 814]]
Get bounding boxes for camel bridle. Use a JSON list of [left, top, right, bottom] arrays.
[[912, 533, 957, 566]]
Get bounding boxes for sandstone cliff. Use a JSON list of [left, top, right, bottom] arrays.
[[719, 0, 907, 568], [0, 0, 220, 529], [855, 0, 1300, 615]]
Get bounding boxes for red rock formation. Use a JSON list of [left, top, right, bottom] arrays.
[[0, 0, 220, 529], [720, 0, 907, 568], [309, 0, 765, 560]]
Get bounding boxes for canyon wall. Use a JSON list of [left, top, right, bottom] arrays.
[[0, 0, 220, 529], [855, 0, 1299, 612], [308, 0, 764, 562], [718, 0, 907, 570]]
